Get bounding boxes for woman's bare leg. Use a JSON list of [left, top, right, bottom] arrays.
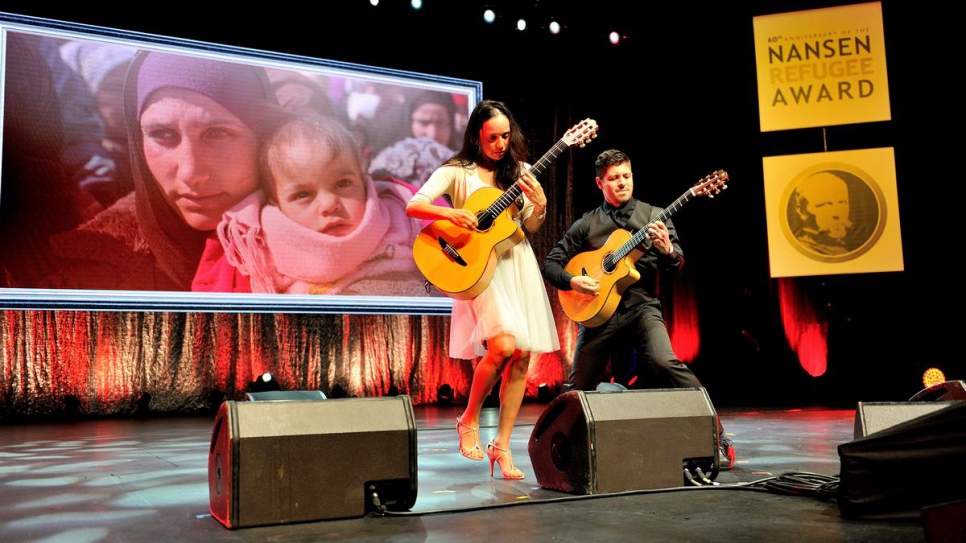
[[457, 333, 515, 458]]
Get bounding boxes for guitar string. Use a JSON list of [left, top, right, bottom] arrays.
[[482, 122, 595, 221], [415, 122, 596, 295], [578, 172, 727, 281]]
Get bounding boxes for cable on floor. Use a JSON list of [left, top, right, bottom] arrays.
[[368, 471, 842, 517], [741, 471, 840, 501]]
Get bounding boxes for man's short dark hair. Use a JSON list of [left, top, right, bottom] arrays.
[[595, 149, 630, 178]]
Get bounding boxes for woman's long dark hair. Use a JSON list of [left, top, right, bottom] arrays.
[[447, 99, 528, 191]]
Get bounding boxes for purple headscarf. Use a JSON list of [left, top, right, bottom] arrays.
[[136, 51, 269, 129]]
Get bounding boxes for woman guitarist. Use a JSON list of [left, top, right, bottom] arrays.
[[406, 100, 559, 479]]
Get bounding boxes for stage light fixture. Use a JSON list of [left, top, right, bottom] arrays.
[[369, 0, 378, 6], [549, 21, 561, 35], [247, 372, 280, 393], [609, 31, 620, 45], [483, 9, 496, 24], [133, 392, 152, 417], [60, 394, 81, 419], [437, 383, 454, 406], [517, 18, 527, 31], [922, 367, 946, 388], [329, 384, 347, 399], [411, 0, 422, 10]]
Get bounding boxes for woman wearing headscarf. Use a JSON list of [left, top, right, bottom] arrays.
[[368, 90, 460, 189], [49, 50, 278, 291]]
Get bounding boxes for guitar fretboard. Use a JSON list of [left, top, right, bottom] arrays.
[[603, 188, 697, 269], [482, 137, 571, 221]]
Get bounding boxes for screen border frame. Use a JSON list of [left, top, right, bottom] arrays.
[[0, 11, 477, 315]]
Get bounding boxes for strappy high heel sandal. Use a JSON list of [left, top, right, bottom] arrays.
[[456, 415, 484, 461], [486, 440, 524, 480]]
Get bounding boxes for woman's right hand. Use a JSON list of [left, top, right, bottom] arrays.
[[447, 207, 478, 230]]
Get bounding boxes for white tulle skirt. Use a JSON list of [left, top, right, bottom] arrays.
[[448, 238, 560, 360]]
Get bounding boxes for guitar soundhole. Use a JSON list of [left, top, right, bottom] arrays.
[[602, 254, 617, 273], [476, 211, 493, 232]]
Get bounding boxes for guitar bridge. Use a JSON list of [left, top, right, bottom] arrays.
[[437, 237, 467, 266]]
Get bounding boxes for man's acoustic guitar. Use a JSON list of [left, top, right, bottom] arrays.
[[558, 170, 728, 327]]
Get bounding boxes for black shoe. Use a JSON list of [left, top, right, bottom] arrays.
[[718, 436, 736, 471]]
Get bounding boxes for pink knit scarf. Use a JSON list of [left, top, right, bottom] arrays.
[[219, 175, 417, 294]]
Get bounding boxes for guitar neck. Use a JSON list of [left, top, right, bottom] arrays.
[[485, 137, 570, 216], [613, 188, 698, 261]]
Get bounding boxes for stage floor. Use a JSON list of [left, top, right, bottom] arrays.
[[0, 400, 930, 543]]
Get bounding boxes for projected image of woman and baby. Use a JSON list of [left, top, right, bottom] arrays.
[[0, 27, 478, 310]]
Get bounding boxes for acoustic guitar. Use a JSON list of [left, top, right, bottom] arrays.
[[413, 119, 598, 300], [558, 170, 728, 327]]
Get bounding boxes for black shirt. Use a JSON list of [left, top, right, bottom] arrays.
[[542, 198, 683, 312]]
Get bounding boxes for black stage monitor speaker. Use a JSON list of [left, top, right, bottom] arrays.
[[839, 401, 966, 520], [527, 388, 718, 495], [208, 395, 417, 529], [853, 401, 959, 439]]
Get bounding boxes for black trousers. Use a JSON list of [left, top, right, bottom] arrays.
[[568, 301, 724, 435]]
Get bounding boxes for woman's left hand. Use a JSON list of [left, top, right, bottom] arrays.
[[517, 170, 546, 209]]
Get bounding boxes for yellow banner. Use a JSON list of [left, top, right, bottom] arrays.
[[763, 148, 903, 277], [753, 2, 891, 131]]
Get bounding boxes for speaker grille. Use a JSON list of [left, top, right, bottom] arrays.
[[208, 396, 417, 528], [853, 401, 957, 439], [529, 388, 717, 494]]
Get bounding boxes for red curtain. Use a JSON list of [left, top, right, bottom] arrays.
[[778, 277, 828, 377], [0, 309, 584, 417]]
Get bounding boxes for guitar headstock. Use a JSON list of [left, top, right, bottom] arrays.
[[693, 170, 728, 198], [562, 118, 598, 148]]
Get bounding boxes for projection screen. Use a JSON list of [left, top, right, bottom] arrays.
[[0, 12, 481, 314]]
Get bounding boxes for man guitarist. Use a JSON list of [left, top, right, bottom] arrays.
[[542, 149, 735, 470]]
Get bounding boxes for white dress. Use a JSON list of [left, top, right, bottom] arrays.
[[411, 162, 560, 359]]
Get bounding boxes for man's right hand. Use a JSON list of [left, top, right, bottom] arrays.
[[571, 275, 600, 296]]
